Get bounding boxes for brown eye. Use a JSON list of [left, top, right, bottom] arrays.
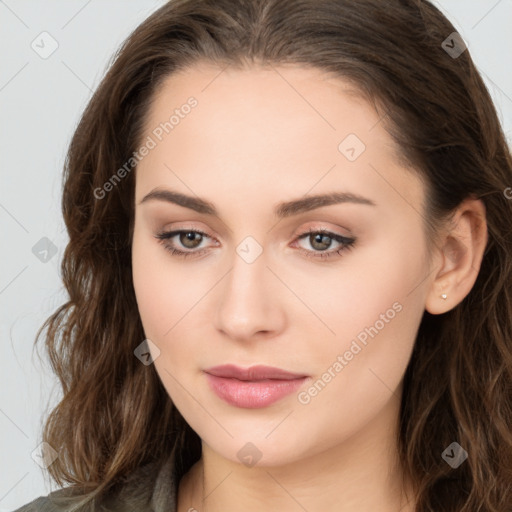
[[154, 228, 213, 259], [309, 233, 334, 251], [179, 231, 203, 249], [294, 229, 356, 261]]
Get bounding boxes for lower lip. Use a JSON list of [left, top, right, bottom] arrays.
[[205, 374, 308, 408]]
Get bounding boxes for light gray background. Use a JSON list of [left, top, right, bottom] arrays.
[[1, 1, 511, 509]]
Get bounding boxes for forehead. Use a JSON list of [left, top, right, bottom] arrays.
[[144, 62, 385, 147], [135, 62, 424, 216]]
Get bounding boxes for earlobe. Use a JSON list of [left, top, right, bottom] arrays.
[[424, 198, 488, 315], [425, 285, 451, 315]]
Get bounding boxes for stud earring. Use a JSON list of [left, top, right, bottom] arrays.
[[441, 293, 447, 300]]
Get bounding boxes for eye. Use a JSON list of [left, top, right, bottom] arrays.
[[293, 229, 356, 261], [154, 227, 356, 261], [154, 228, 214, 259]]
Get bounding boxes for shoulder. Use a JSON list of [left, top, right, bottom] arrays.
[[11, 452, 178, 512], [11, 488, 77, 512], [10, 481, 156, 512], [12, 496, 50, 512], [11, 484, 151, 512]]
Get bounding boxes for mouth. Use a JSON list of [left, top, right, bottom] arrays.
[[204, 364, 309, 408]]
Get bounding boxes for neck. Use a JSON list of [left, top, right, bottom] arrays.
[[177, 392, 416, 512]]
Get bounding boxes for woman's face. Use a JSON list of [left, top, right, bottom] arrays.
[[132, 63, 432, 466]]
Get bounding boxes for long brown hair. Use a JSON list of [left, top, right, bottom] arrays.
[[36, 0, 512, 510]]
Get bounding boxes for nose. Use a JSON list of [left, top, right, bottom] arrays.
[[214, 246, 286, 342]]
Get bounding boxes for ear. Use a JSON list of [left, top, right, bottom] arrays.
[[425, 197, 488, 315]]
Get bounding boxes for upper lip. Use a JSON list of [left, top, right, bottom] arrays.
[[204, 364, 307, 381]]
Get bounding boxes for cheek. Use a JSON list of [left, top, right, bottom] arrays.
[[310, 230, 427, 387], [305, 228, 425, 339], [132, 225, 203, 339], [132, 233, 168, 337]]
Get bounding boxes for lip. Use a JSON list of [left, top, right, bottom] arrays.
[[205, 364, 307, 381], [204, 364, 309, 408]]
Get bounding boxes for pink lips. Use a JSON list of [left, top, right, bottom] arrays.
[[204, 364, 308, 408]]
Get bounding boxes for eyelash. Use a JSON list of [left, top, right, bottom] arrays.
[[154, 228, 356, 261]]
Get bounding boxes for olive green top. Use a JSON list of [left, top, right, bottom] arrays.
[[13, 446, 179, 512]]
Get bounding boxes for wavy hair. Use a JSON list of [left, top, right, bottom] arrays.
[[35, 0, 512, 510]]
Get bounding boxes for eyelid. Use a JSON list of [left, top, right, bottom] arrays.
[[290, 220, 353, 238], [155, 224, 217, 243], [293, 227, 353, 245], [154, 226, 216, 248]]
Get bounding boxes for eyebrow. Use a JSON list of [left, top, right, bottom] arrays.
[[139, 188, 376, 218]]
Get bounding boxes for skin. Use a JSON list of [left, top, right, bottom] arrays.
[[131, 62, 487, 512]]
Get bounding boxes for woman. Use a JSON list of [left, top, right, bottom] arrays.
[[15, 0, 512, 511]]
